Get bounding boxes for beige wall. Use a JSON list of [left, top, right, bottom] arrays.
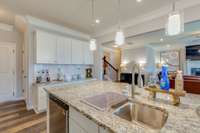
[[0, 28, 23, 98]]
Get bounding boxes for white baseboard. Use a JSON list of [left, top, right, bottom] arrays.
[[0, 97, 25, 104]]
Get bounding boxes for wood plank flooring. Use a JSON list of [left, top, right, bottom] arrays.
[[0, 100, 46, 133]]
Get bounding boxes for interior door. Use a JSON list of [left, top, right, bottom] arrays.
[[0, 44, 16, 102]]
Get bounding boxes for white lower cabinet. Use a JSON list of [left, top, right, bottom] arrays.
[[69, 118, 87, 133], [69, 107, 111, 133], [32, 83, 68, 113], [99, 127, 111, 133], [32, 86, 48, 113]]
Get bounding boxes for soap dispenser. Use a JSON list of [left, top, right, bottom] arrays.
[[175, 70, 184, 92], [160, 65, 170, 91]]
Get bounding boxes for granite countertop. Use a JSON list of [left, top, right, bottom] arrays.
[[46, 80, 200, 133], [32, 78, 96, 87]]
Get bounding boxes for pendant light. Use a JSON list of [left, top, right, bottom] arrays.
[[90, 39, 96, 51], [115, 0, 125, 46], [89, 0, 97, 51], [166, 2, 184, 36]]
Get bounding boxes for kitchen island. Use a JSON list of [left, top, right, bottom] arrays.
[[46, 80, 200, 133]]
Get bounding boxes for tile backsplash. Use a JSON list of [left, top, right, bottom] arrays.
[[33, 64, 93, 82]]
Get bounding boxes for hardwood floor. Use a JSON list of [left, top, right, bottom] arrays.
[[0, 100, 46, 133]]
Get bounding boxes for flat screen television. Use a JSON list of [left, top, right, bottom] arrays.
[[186, 45, 200, 60]]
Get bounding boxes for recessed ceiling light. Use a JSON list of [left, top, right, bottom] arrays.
[[95, 19, 100, 24], [113, 45, 118, 48], [160, 38, 164, 42], [136, 0, 142, 3]]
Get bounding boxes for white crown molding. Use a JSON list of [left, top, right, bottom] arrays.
[[26, 16, 90, 40], [0, 42, 16, 46], [102, 46, 120, 53], [95, 0, 200, 38], [0, 23, 14, 32]]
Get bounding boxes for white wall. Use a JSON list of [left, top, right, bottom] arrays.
[[121, 46, 156, 73], [0, 28, 23, 98]]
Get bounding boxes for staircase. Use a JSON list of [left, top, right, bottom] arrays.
[[103, 56, 119, 82]]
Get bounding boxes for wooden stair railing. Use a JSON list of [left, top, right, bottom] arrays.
[[103, 56, 119, 81]]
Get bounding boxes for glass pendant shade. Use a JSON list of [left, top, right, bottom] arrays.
[[115, 30, 125, 46], [166, 11, 184, 36], [90, 39, 97, 51]]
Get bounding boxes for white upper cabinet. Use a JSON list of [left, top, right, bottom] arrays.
[[71, 39, 84, 64], [35, 30, 93, 65], [35, 31, 57, 64], [57, 36, 72, 64], [83, 42, 94, 65]]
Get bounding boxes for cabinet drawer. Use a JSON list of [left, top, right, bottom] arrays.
[[69, 107, 98, 133]]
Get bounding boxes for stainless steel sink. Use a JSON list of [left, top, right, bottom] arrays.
[[81, 92, 128, 111], [113, 102, 168, 129]]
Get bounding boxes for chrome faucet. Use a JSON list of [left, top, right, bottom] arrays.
[[131, 63, 143, 98]]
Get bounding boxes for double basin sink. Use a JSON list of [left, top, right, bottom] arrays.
[[82, 92, 168, 129]]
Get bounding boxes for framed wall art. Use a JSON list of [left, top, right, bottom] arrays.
[[160, 50, 180, 71]]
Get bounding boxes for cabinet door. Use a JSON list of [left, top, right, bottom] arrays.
[[71, 39, 84, 64], [69, 107, 99, 133], [83, 42, 94, 65], [37, 87, 47, 112], [99, 127, 112, 133], [57, 37, 71, 64], [69, 118, 87, 133], [35, 31, 57, 64]]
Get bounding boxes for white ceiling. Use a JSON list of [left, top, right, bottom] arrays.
[[0, 0, 177, 34], [102, 20, 200, 50]]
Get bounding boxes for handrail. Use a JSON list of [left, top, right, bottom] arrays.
[[103, 57, 118, 72], [103, 56, 119, 81]]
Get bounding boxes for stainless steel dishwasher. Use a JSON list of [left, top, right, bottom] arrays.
[[49, 94, 69, 133]]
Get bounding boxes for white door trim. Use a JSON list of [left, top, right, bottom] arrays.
[[0, 42, 17, 103]]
